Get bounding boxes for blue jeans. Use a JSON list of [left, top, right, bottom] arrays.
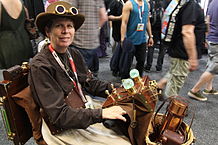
[[72, 46, 99, 74]]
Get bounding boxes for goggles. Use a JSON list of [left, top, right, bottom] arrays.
[[55, 5, 78, 15]]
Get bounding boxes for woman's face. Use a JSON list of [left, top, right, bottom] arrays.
[[46, 18, 75, 51]]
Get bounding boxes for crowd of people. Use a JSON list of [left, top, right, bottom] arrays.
[[0, 0, 217, 144]]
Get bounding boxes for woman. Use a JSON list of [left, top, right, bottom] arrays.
[[29, 1, 130, 144], [0, 0, 33, 69]]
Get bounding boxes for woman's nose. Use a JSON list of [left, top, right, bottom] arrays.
[[62, 26, 69, 33]]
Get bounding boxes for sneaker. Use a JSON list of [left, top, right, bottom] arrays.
[[188, 91, 207, 101], [203, 89, 218, 95]]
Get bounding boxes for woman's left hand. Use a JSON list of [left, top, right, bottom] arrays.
[[102, 106, 127, 122]]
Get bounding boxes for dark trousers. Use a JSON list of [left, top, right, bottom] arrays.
[[96, 22, 109, 58], [74, 47, 99, 74], [135, 43, 147, 76], [145, 41, 167, 71]]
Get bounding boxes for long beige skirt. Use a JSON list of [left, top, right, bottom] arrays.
[[42, 97, 131, 145]]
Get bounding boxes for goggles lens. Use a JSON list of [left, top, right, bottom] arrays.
[[55, 5, 66, 14], [55, 5, 78, 15], [70, 7, 78, 15]]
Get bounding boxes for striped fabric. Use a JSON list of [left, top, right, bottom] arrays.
[[65, 0, 105, 49]]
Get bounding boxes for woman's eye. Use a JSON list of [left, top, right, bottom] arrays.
[[67, 24, 74, 28], [55, 24, 62, 28]]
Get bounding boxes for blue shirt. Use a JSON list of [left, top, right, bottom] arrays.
[[126, 0, 149, 45]]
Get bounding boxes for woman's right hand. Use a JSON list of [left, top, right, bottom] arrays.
[[102, 106, 127, 122]]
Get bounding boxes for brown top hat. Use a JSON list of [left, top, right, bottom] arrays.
[[35, 1, 85, 36]]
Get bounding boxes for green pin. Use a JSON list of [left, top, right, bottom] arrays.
[[122, 79, 134, 90], [130, 69, 139, 79]]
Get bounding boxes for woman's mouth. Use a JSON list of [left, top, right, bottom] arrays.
[[59, 37, 70, 41]]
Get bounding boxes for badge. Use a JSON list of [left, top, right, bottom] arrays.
[[136, 23, 144, 31]]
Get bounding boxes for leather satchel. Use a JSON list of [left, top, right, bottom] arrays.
[[65, 88, 85, 108], [102, 75, 158, 145], [41, 88, 85, 135], [102, 75, 157, 112], [161, 129, 184, 145]]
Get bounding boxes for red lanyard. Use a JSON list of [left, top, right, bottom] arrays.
[[48, 44, 87, 102]]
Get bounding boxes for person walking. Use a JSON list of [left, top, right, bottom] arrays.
[[188, 0, 218, 101], [157, 0, 206, 98], [144, 0, 166, 72]]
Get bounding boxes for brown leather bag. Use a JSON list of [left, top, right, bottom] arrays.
[[65, 88, 85, 108], [102, 75, 157, 112], [41, 88, 85, 135], [102, 75, 158, 145], [161, 129, 184, 145], [13, 87, 47, 145]]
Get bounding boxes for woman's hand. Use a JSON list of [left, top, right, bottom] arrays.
[[102, 106, 127, 122]]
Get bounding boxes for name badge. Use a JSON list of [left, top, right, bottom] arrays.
[[136, 23, 144, 31]]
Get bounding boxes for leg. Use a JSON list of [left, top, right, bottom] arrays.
[[204, 43, 218, 92], [97, 25, 107, 58], [191, 72, 214, 92], [76, 48, 89, 66], [75, 47, 99, 76], [203, 77, 218, 95], [156, 41, 167, 71], [91, 48, 99, 76], [42, 120, 131, 145], [188, 52, 218, 101], [134, 43, 147, 77], [205, 77, 214, 91], [112, 41, 119, 54], [164, 58, 189, 97], [188, 71, 210, 101], [145, 46, 154, 71], [157, 74, 169, 89], [157, 72, 170, 101]]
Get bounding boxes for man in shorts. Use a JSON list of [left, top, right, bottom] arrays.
[[157, 0, 206, 98]]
